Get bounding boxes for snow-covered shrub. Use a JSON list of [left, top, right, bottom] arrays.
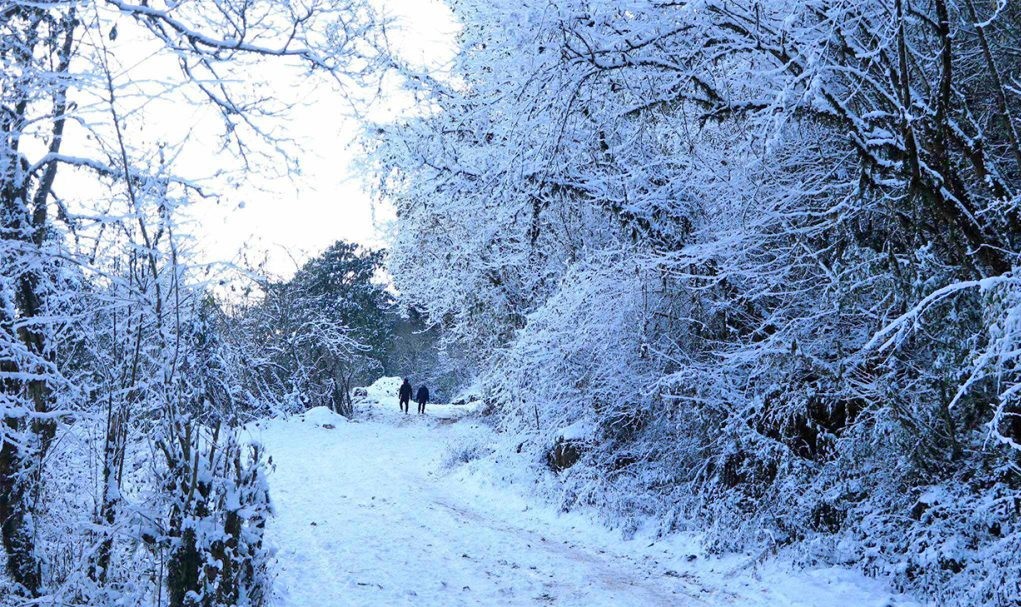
[[441, 438, 495, 470], [157, 419, 272, 607]]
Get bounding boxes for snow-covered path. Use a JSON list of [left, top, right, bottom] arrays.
[[248, 396, 919, 607]]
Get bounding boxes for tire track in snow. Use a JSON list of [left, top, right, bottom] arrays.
[[427, 497, 711, 607]]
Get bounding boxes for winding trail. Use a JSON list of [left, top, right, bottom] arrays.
[[247, 395, 918, 607]]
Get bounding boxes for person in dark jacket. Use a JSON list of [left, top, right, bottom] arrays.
[[398, 378, 412, 414], [416, 385, 429, 415]]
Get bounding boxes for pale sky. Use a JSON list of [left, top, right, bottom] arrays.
[[184, 0, 458, 277], [51, 0, 458, 279]]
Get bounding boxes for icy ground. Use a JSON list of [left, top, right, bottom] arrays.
[[246, 388, 922, 607]]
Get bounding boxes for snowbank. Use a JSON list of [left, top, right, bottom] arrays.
[[298, 406, 349, 427], [363, 376, 403, 404], [557, 419, 596, 441]]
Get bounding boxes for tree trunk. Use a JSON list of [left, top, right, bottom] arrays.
[[0, 8, 77, 594]]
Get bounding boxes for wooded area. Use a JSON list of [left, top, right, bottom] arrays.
[[372, 1, 1021, 605]]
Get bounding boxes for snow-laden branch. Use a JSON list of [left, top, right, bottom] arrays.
[[861, 273, 1019, 354]]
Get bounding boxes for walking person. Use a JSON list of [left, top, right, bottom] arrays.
[[416, 384, 429, 415], [398, 378, 412, 414]]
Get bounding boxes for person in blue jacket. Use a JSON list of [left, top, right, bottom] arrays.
[[415, 384, 429, 415]]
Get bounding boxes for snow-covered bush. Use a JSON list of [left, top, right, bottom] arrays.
[[441, 438, 495, 471], [158, 420, 272, 607]]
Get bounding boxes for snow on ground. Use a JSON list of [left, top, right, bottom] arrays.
[[245, 379, 922, 607]]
